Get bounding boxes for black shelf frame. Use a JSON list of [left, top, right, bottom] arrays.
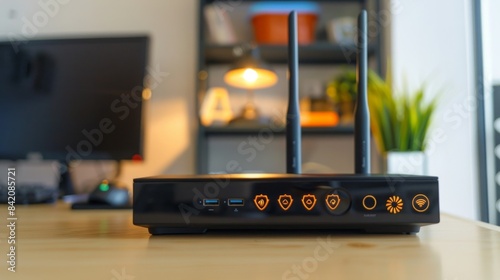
[[202, 125, 355, 136], [205, 43, 376, 64]]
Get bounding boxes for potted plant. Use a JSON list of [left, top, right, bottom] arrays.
[[369, 71, 438, 174], [327, 71, 357, 124], [329, 70, 438, 174]]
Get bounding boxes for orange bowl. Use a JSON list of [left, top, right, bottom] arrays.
[[251, 13, 318, 45], [300, 111, 339, 127]]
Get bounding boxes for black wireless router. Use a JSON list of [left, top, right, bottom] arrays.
[[133, 10, 439, 235]]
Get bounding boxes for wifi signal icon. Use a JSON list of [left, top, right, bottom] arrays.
[[416, 199, 427, 208], [412, 194, 430, 213]]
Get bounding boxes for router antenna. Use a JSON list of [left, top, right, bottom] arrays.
[[286, 10, 301, 174], [354, 9, 370, 174]]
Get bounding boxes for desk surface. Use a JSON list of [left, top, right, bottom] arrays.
[[0, 203, 499, 280]]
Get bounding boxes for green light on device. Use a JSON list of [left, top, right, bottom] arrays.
[[99, 183, 110, 192]]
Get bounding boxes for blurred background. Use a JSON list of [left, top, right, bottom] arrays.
[[0, 0, 499, 225]]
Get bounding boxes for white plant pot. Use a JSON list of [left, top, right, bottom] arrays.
[[384, 151, 427, 175]]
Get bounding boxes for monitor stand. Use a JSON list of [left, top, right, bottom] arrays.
[[58, 162, 75, 197]]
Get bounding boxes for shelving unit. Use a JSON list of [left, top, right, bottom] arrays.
[[196, 0, 383, 173], [202, 125, 355, 136]]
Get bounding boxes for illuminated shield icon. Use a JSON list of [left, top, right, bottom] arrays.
[[326, 194, 341, 211], [278, 194, 294, 211], [253, 194, 269, 211], [301, 194, 317, 211]]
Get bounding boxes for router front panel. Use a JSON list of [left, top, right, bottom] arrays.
[[133, 175, 439, 234]]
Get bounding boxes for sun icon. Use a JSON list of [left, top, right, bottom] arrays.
[[386, 196, 403, 214]]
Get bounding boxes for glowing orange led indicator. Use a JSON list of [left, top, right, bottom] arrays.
[[386, 196, 403, 214], [325, 194, 341, 211], [362, 195, 377, 211], [301, 194, 317, 211], [278, 194, 293, 211], [254, 194, 269, 211]]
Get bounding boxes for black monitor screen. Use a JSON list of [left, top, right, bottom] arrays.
[[0, 36, 148, 162]]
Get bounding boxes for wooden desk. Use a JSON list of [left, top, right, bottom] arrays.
[[1, 203, 499, 280]]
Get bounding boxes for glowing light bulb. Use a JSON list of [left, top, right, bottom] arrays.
[[242, 68, 258, 83]]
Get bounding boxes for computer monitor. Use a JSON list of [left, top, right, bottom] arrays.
[[0, 36, 149, 163]]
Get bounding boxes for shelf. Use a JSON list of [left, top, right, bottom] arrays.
[[205, 42, 376, 64], [202, 125, 354, 136]]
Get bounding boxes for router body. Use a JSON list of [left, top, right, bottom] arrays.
[[133, 173, 439, 234]]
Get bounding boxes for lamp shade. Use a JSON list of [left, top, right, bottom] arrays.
[[224, 49, 278, 89]]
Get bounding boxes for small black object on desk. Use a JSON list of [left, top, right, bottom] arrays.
[[71, 180, 131, 210]]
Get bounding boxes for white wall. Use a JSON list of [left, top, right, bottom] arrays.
[[0, 0, 198, 189], [481, 0, 500, 223], [485, 0, 500, 83], [389, 0, 479, 219]]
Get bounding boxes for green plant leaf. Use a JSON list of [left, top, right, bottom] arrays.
[[333, 69, 438, 153], [369, 97, 386, 152]]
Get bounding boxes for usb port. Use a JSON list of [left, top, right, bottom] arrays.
[[203, 199, 220, 206], [228, 198, 244, 206]]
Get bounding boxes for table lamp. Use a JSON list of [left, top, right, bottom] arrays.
[[224, 47, 277, 123]]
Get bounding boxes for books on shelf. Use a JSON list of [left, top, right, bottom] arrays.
[[204, 4, 237, 45]]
